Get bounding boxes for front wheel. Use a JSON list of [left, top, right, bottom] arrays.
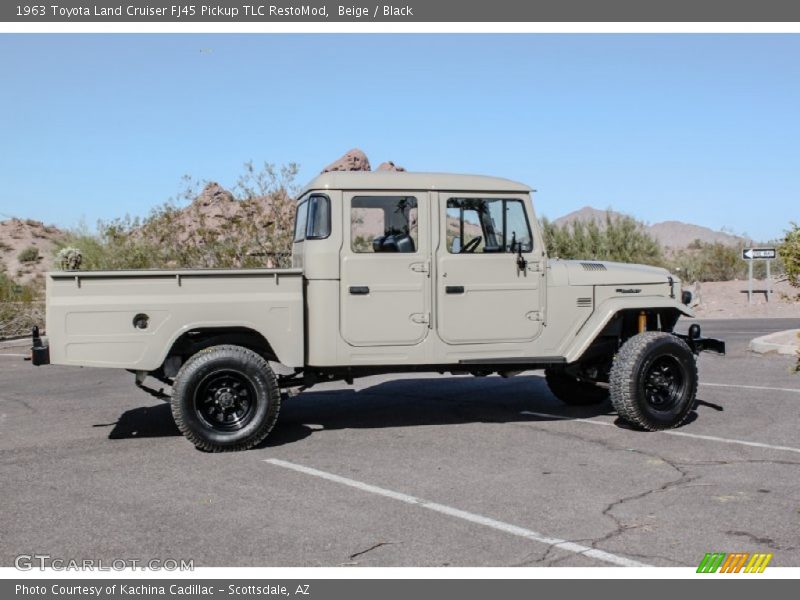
[[171, 345, 281, 452], [609, 332, 697, 431]]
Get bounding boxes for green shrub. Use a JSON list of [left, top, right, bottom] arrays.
[[778, 222, 800, 289], [17, 246, 40, 263], [668, 241, 744, 282], [541, 212, 664, 267], [0, 272, 43, 338]]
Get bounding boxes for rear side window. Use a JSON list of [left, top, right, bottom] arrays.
[[294, 194, 330, 242], [306, 195, 330, 239], [293, 200, 309, 242], [351, 196, 418, 253]]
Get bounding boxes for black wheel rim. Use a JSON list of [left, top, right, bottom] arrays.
[[643, 355, 686, 412], [194, 370, 257, 432]]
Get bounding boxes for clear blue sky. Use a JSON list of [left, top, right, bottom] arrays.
[[1, 34, 798, 241]]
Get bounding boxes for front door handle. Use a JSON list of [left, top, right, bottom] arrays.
[[349, 286, 369, 295], [445, 286, 465, 294]]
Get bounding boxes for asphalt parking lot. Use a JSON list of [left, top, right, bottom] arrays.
[[1, 318, 798, 568]]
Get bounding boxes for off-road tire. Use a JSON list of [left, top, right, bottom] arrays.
[[544, 368, 609, 406], [609, 332, 697, 431], [171, 345, 281, 452]]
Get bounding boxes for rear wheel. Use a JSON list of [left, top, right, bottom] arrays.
[[544, 368, 609, 406], [171, 345, 281, 452], [609, 332, 697, 431]]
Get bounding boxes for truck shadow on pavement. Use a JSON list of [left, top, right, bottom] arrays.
[[105, 374, 710, 448]]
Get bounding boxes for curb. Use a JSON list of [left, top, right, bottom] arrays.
[[749, 329, 800, 356]]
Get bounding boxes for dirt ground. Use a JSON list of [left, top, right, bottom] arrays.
[[689, 278, 800, 319]]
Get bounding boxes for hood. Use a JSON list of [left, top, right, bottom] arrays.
[[561, 259, 675, 287]]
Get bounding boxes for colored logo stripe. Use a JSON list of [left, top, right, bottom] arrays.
[[720, 553, 749, 573], [745, 553, 773, 573], [697, 552, 773, 573], [697, 553, 726, 573]]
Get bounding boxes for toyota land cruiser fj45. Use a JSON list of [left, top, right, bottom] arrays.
[[31, 172, 724, 451]]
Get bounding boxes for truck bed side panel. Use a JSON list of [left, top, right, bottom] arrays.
[[45, 269, 304, 369]]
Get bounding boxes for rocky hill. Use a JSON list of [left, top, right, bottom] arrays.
[[0, 218, 66, 284], [553, 206, 745, 249]]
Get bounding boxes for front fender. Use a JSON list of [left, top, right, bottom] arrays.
[[563, 296, 693, 364]]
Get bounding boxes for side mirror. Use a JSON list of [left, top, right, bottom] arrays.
[[451, 238, 461, 253]]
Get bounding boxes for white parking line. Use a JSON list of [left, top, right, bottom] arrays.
[[700, 382, 800, 394], [0, 353, 26, 358], [520, 411, 800, 455], [265, 458, 650, 568]]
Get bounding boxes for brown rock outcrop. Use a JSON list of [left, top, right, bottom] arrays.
[[321, 148, 371, 173]]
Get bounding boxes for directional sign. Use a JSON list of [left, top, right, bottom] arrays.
[[742, 248, 776, 260]]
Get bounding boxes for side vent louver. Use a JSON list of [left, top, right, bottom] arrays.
[[580, 262, 607, 271], [576, 297, 593, 308]]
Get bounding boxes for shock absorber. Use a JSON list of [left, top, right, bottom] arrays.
[[638, 311, 647, 333]]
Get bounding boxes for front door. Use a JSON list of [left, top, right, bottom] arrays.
[[436, 193, 544, 345], [340, 192, 431, 346]]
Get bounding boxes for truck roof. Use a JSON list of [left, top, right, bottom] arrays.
[[299, 171, 531, 197]]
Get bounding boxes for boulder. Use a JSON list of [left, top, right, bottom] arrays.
[[376, 161, 406, 172], [322, 148, 371, 173]]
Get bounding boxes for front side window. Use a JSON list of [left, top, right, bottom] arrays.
[[446, 198, 532, 254], [351, 196, 418, 253], [294, 194, 331, 242]]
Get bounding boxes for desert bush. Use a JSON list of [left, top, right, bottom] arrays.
[[541, 212, 664, 267], [17, 246, 40, 263], [0, 272, 38, 303], [668, 241, 744, 282], [56, 246, 83, 271], [778, 222, 800, 289], [0, 273, 43, 338], [56, 161, 300, 271]]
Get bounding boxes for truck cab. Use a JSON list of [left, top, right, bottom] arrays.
[[293, 172, 548, 369]]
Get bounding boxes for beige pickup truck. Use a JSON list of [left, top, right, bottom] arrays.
[[31, 172, 724, 451]]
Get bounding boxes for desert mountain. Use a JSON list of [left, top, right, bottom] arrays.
[[0, 218, 66, 284], [553, 206, 745, 249]]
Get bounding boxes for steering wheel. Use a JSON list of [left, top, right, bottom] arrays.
[[460, 236, 482, 254]]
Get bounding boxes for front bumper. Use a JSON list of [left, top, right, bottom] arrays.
[[674, 331, 726, 355]]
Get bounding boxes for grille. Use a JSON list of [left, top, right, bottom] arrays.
[[576, 297, 593, 308], [580, 262, 607, 271]]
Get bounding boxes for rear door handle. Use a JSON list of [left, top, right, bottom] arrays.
[[349, 286, 369, 295], [445, 286, 465, 294]]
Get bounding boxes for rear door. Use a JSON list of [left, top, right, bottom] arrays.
[[340, 192, 431, 346], [436, 193, 544, 344]]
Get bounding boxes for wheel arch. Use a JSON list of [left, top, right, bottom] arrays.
[[564, 297, 693, 364], [157, 327, 279, 377]]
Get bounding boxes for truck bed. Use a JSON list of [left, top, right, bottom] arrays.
[[45, 268, 304, 370]]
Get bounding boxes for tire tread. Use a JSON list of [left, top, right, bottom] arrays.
[[609, 332, 697, 431], [171, 345, 281, 452]]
